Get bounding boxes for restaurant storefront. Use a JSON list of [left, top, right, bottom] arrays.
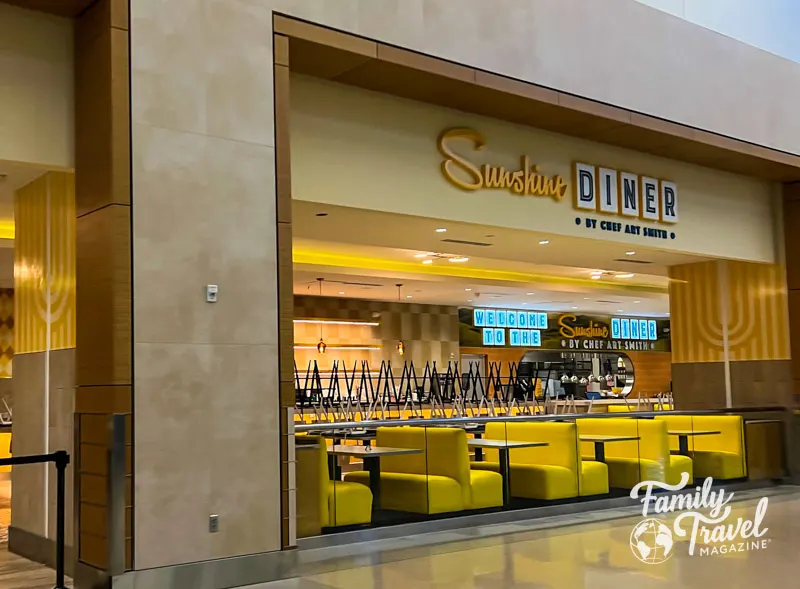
[[4, 2, 796, 587], [281, 35, 792, 545]]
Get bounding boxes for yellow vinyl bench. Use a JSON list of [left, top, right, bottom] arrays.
[[577, 418, 692, 488], [655, 414, 746, 480], [301, 435, 373, 527], [471, 421, 608, 499], [344, 426, 502, 514]]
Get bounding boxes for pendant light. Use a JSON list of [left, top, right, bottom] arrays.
[[316, 278, 327, 354], [395, 284, 405, 357]]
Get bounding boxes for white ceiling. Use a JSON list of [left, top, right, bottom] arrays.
[[294, 269, 670, 316], [292, 201, 712, 277], [290, 202, 700, 316]]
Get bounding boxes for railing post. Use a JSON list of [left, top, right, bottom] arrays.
[[53, 449, 70, 589], [107, 414, 127, 577]]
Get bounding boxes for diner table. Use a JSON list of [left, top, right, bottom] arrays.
[[579, 435, 640, 463], [467, 439, 549, 506], [328, 445, 423, 512], [668, 430, 721, 456]]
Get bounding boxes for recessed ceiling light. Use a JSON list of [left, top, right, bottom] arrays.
[[666, 312, 670, 316], [467, 299, 473, 302], [625, 251, 636, 256], [539, 240, 550, 245], [338, 291, 345, 295], [616, 273, 635, 278], [422, 259, 433, 265], [526, 292, 534, 296], [407, 295, 413, 299], [465, 288, 472, 291], [618, 309, 624, 312], [414, 253, 430, 258], [634, 300, 641, 304], [583, 297, 589, 300], [449, 257, 469, 263], [591, 275, 602, 280], [435, 228, 447, 233], [572, 306, 578, 309]]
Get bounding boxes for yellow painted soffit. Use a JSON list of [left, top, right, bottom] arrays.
[[0, 222, 14, 240], [293, 249, 669, 294]]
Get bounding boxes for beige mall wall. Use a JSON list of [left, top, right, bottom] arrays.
[[130, 0, 800, 572], [291, 74, 779, 263], [0, 4, 74, 169]]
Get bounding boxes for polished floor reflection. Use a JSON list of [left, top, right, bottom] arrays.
[[252, 489, 800, 589]]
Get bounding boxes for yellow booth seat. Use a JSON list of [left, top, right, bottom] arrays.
[[307, 436, 373, 527], [471, 422, 608, 499], [655, 415, 746, 480], [607, 405, 635, 413], [344, 427, 502, 514], [577, 418, 692, 488]]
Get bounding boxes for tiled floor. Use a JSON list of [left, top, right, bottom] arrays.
[[0, 546, 70, 589], [248, 488, 800, 589]]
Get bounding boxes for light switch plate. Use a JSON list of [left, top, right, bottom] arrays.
[[206, 285, 218, 303]]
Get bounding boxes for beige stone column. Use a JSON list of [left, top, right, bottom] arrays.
[[131, 0, 282, 570]]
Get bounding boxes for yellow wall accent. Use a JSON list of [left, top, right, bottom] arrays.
[[0, 289, 14, 378], [14, 172, 76, 354], [669, 260, 789, 363]]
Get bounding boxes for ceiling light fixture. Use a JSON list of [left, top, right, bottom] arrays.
[[572, 306, 578, 309], [449, 257, 469, 263], [539, 240, 550, 245], [338, 291, 345, 295], [422, 259, 434, 265], [634, 300, 641, 304], [467, 299, 473, 303], [407, 295, 413, 299], [294, 319, 379, 327], [618, 309, 624, 313], [591, 275, 602, 280], [465, 288, 472, 292], [435, 228, 447, 233], [395, 285, 406, 356], [625, 251, 636, 256], [414, 253, 430, 258], [616, 273, 635, 279], [316, 278, 326, 354], [526, 292, 534, 296]]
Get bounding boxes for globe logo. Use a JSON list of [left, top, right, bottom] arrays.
[[630, 518, 674, 564]]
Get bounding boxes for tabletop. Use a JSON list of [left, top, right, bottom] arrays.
[[328, 445, 423, 457], [467, 439, 549, 449], [667, 430, 721, 436], [579, 435, 640, 443], [320, 430, 377, 439]]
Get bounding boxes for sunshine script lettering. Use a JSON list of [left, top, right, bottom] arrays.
[[437, 128, 568, 200]]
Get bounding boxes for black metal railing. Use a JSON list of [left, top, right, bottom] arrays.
[[0, 450, 70, 589]]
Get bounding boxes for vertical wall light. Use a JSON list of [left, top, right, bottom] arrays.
[[316, 278, 326, 354]]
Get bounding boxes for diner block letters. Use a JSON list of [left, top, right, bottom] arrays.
[[574, 162, 678, 225]]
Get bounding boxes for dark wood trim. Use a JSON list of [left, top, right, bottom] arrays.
[[274, 14, 800, 182]]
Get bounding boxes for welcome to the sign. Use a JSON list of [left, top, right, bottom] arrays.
[[573, 162, 679, 225]]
